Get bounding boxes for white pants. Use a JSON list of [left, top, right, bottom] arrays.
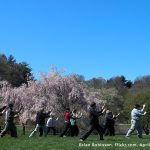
[[29, 124, 46, 137], [126, 120, 143, 138]]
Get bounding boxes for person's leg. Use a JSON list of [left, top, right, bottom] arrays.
[[108, 125, 113, 136], [104, 125, 110, 136], [45, 127, 50, 137], [95, 124, 104, 140], [51, 127, 56, 135], [10, 123, 17, 137], [75, 125, 79, 136], [39, 126, 43, 137], [80, 125, 95, 141], [60, 123, 70, 137], [136, 121, 143, 138], [0, 122, 9, 137], [70, 125, 74, 137], [46, 127, 50, 135], [112, 125, 115, 136], [126, 120, 137, 137], [43, 125, 47, 137], [29, 124, 39, 137]]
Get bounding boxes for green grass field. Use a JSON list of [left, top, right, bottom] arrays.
[[0, 133, 150, 150]]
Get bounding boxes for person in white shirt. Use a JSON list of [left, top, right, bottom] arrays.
[[126, 104, 146, 138], [46, 112, 58, 136]]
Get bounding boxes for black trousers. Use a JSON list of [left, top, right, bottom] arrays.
[[80, 124, 104, 140], [60, 122, 71, 137], [39, 127, 44, 137], [104, 124, 115, 136], [46, 127, 56, 135], [71, 125, 79, 136], [0, 122, 17, 137]]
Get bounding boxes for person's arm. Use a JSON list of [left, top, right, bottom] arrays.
[[106, 115, 114, 121], [76, 112, 82, 119], [136, 110, 146, 117], [141, 104, 146, 112], [55, 117, 58, 121], [43, 110, 52, 118], [0, 106, 6, 112], [46, 110, 51, 115], [14, 106, 23, 115], [113, 113, 120, 119], [90, 109, 104, 117], [98, 104, 106, 113]]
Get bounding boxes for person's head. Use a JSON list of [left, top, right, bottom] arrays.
[[90, 102, 96, 109], [66, 108, 70, 112], [8, 102, 13, 109], [73, 109, 77, 114], [40, 108, 44, 113], [134, 104, 141, 110]]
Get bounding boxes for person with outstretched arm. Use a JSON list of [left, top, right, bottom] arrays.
[[46, 112, 58, 136], [70, 109, 82, 136], [80, 102, 106, 141], [29, 108, 50, 137], [60, 108, 72, 137], [104, 110, 120, 136], [126, 104, 146, 138], [0, 103, 22, 138]]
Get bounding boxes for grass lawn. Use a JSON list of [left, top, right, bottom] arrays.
[[0, 133, 150, 150]]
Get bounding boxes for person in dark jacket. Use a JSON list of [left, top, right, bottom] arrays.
[[29, 108, 50, 137], [80, 102, 106, 141], [0, 103, 22, 138], [104, 110, 120, 136]]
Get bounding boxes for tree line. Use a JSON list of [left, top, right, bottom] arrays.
[[0, 54, 34, 87], [0, 53, 150, 127]]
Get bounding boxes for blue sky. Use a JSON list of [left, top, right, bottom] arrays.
[[0, 0, 150, 81]]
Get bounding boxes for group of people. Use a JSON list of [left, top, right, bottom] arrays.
[[29, 108, 82, 138], [29, 109, 58, 137], [0, 101, 147, 141], [79, 102, 120, 141]]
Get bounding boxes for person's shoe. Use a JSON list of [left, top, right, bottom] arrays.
[[63, 135, 66, 138], [125, 136, 130, 139], [80, 139, 84, 142]]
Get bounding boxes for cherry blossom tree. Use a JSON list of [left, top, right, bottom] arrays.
[[0, 70, 88, 124]]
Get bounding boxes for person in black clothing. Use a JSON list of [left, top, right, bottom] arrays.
[[104, 110, 120, 136], [80, 102, 106, 141], [29, 108, 50, 137], [0, 103, 22, 138]]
